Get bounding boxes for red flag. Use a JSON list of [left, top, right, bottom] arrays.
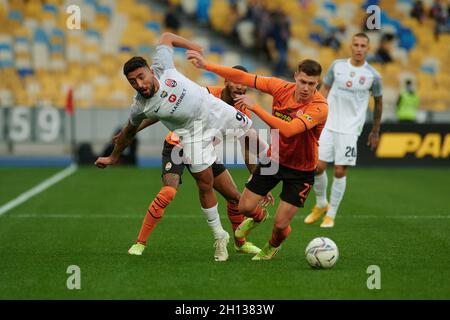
[[65, 87, 74, 115]]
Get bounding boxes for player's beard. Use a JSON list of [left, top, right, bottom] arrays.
[[139, 84, 156, 99]]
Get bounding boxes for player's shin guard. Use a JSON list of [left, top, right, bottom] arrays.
[[137, 186, 177, 245], [269, 225, 292, 248], [227, 201, 246, 247]]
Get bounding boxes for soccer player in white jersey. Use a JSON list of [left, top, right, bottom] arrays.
[[95, 32, 256, 261], [304, 32, 383, 228]]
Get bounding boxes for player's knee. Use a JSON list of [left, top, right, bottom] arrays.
[[238, 198, 254, 216], [196, 179, 214, 193], [334, 166, 347, 178], [273, 222, 291, 234], [316, 162, 327, 175], [163, 174, 180, 189], [225, 191, 240, 203]]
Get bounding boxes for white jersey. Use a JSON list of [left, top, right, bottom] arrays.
[[129, 45, 215, 142], [323, 58, 382, 135]]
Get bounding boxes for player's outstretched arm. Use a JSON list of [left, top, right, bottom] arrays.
[[112, 118, 159, 144], [234, 95, 308, 138], [159, 32, 203, 54], [187, 50, 257, 88], [95, 121, 139, 168]]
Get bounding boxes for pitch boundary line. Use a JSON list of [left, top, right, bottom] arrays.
[[4, 213, 450, 219], [0, 164, 78, 216]]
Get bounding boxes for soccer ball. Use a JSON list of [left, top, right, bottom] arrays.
[[305, 237, 339, 269]]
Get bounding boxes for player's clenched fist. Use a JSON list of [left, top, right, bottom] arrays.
[[95, 156, 117, 168]]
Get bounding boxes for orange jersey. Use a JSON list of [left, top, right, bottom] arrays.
[[255, 77, 328, 171], [165, 86, 251, 145], [204, 63, 328, 171]]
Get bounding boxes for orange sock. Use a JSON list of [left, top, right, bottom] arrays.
[[137, 186, 177, 245], [227, 202, 246, 247], [269, 225, 291, 248], [249, 205, 265, 222]]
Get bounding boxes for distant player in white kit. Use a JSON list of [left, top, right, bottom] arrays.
[[95, 32, 255, 261], [304, 32, 383, 228]]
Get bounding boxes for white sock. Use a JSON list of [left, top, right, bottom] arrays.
[[327, 176, 347, 219], [314, 172, 328, 208], [201, 204, 226, 239]]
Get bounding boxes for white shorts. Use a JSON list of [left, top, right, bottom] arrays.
[[205, 93, 252, 138], [318, 128, 359, 166], [182, 95, 252, 173]]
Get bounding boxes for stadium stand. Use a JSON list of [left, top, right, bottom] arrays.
[[0, 0, 449, 115]]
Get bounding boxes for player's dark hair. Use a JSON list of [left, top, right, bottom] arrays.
[[123, 56, 149, 76], [297, 59, 322, 77], [353, 32, 370, 43], [232, 65, 248, 73]]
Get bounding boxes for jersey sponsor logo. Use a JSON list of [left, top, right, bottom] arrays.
[[160, 91, 168, 98], [376, 133, 450, 159], [274, 110, 292, 122], [165, 79, 177, 87], [346, 81, 353, 88], [165, 162, 173, 171], [170, 88, 187, 114], [303, 114, 314, 123], [168, 94, 177, 103], [359, 76, 366, 85], [297, 110, 313, 122]]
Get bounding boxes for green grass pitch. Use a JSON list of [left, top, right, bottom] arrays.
[[0, 166, 449, 299]]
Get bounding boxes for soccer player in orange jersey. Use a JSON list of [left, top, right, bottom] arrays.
[[188, 51, 328, 260], [126, 66, 273, 258]]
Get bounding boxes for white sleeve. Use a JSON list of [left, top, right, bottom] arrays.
[[129, 96, 145, 127], [322, 60, 337, 87], [151, 45, 175, 78]]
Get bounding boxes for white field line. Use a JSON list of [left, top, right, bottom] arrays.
[[0, 164, 78, 216], [3, 213, 450, 219]]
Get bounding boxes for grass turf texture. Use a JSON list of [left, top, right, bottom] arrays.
[[0, 167, 449, 299]]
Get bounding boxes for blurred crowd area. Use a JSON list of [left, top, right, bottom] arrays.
[[0, 0, 449, 117]]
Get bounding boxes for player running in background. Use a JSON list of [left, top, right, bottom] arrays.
[[188, 51, 328, 260], [95, 32, 263, 262], [127, 67, 274, 257], [304, 32, 383, 228]]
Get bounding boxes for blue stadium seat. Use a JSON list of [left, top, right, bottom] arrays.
[[43, 4, 58, 15], [309, 32, 323, 45], [196, 0, 211, 23], [8, 10, 23, 23], [138, 45, 153, 56], [174, 47, 187, 55], [0, 42, 13, 68], [34, 28, 49, 45], [323, 2, 337, 14], [202, 71, 218, 82], [209, 44, 225, 55], [145, 21, 161, 34], [86, 29, 101, 40], [398, 28, 416, 51], [97, 5, 112, 18], [362, 0, 380, 9], [313, 17, 330, 30], [119, 45, 133, 52]]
